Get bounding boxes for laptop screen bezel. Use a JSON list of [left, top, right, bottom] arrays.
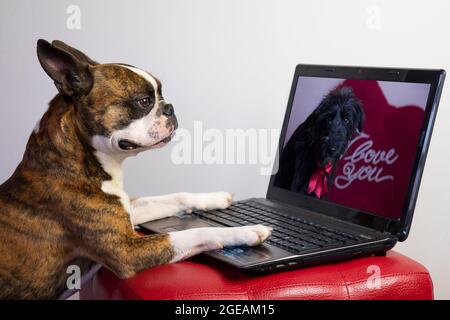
[[266, 64, 445, 241]]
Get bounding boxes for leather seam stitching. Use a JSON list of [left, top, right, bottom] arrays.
[[337, 268, 351, 300]]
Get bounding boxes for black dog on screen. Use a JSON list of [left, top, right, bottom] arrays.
[[274, 87, 364, 197]]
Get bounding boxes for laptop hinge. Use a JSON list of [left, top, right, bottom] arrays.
[[384, 218, 403, 240], [265, 198, 397, 238], [384, 219, 394, 233]]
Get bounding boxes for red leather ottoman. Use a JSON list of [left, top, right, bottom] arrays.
[[80, 251, 433, 300]]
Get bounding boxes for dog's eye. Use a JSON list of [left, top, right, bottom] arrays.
[[326, 116, 333, 122], [343, 117, 350, 124], [136, 97, 153, 109]]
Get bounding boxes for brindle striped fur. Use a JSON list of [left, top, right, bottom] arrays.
[[0, 41, 175, 299]]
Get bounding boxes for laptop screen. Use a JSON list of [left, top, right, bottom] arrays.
[[273, 76, 431, 220]]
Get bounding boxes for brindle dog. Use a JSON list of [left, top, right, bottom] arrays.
[[0, 40, 272, 299]]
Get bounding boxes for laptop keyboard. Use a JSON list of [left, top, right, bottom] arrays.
[[192, 201, 372, 254]]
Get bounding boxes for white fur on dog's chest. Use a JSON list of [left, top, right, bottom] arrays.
[[94, 151, 131, 214]]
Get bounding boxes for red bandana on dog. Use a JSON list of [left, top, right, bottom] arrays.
[[307, 162, 332, 198]]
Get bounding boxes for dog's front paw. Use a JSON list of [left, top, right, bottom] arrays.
[[240, 224, 273, 246], [221, 224, 273, 247], [184, 192, 233, 213], [168, 224, 272, 264]]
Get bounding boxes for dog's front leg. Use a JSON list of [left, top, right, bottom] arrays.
[[168, 224, 273, 263], [130, 192, 233, 225], [76, 213, 271, 278]]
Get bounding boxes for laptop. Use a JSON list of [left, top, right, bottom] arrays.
[[141, 65, 445, 272]]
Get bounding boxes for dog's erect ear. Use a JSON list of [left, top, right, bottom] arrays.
[[51, 40, 98, 66], [37, 39, 93, 96]]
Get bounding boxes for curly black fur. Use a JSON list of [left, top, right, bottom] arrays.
[[274, 87, 364, 196]]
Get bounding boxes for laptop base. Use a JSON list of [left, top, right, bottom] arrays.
[[140, 198, 396, 272]]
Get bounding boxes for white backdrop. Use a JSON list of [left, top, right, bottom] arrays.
[[0, 0, 449, 299]]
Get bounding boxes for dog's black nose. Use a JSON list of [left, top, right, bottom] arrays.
[[162, 103, 174, 116]]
